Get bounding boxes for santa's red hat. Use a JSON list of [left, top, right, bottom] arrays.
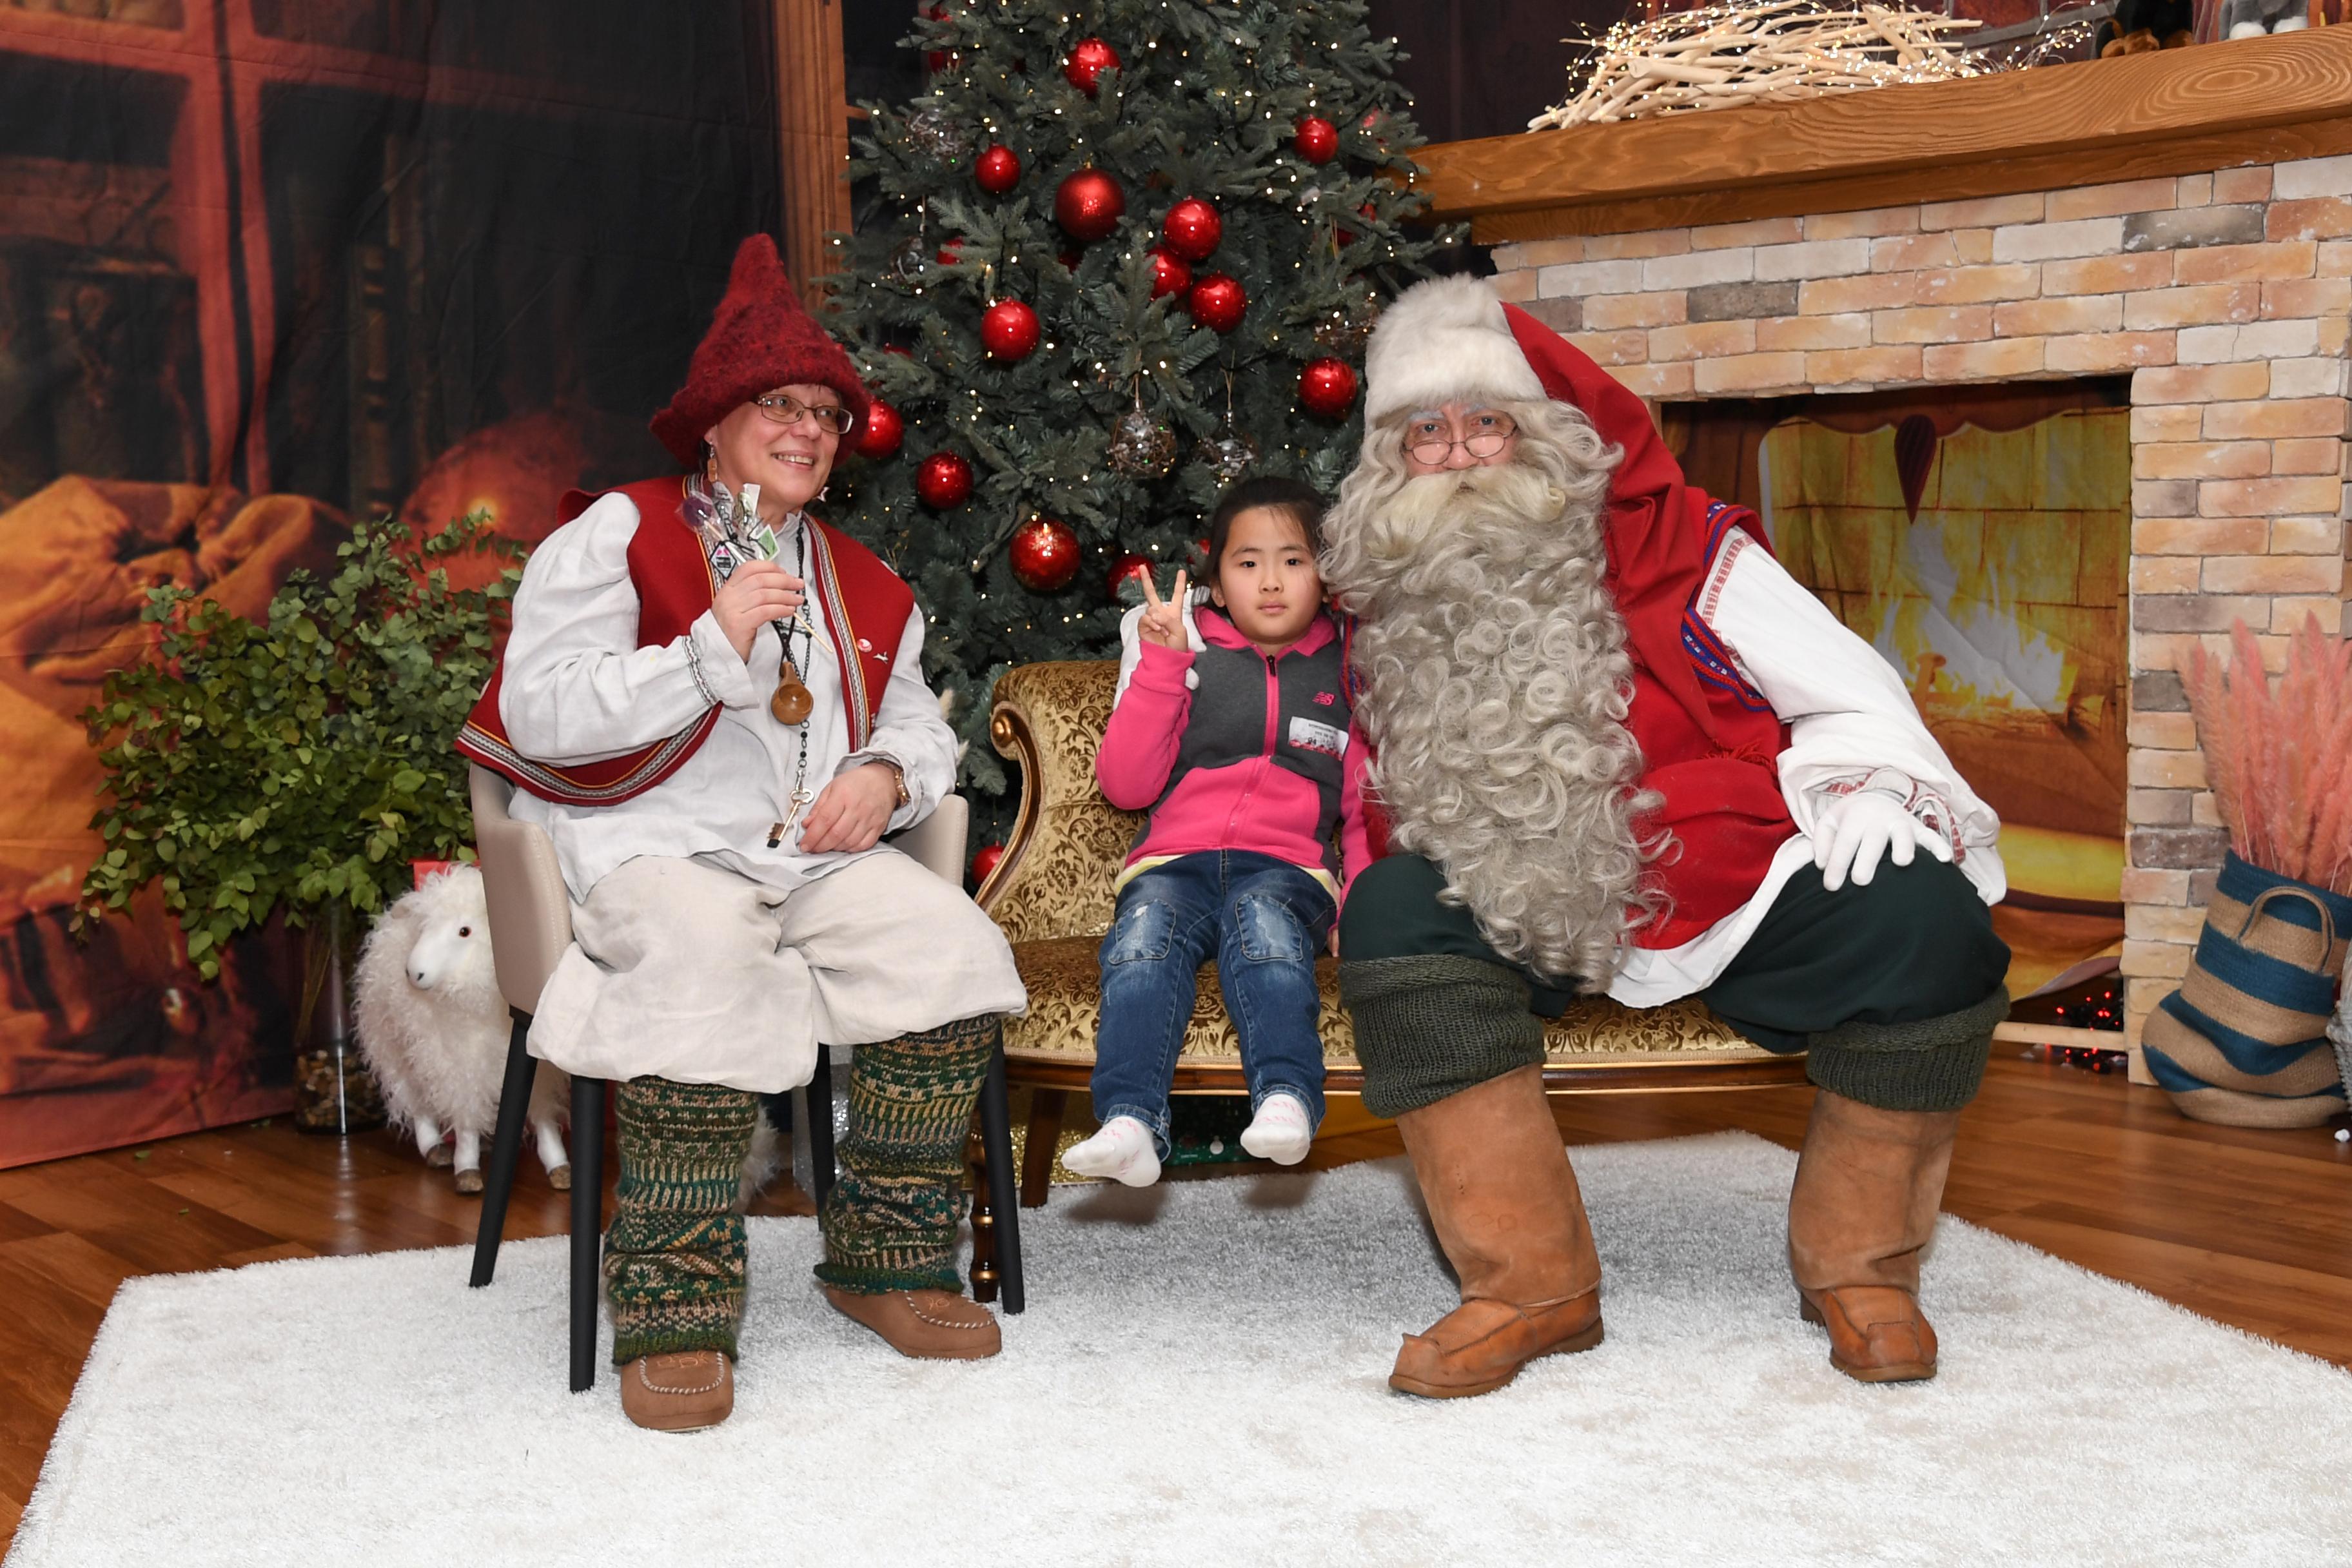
[[1362, 274, 1546, 423], [649, 234, 872, 469]]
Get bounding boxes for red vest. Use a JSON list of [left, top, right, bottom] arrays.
[[455, 476, 915, 807]]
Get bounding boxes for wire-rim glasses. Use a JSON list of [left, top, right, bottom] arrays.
[[751, 391, 855, 435], [1405, 411, 1516, 466]]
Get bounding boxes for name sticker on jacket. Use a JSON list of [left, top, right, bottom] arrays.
[[1288, 716, 1349, 758]]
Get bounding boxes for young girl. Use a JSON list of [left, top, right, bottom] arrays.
[[1063, 477, 1372, 1186]]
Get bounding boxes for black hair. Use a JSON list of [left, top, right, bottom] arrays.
[[1204, 476, 1326, 578]]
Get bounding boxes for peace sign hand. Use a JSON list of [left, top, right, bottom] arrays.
[[1137, 568, 1190, 651]]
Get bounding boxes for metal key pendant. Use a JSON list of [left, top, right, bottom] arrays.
[[767, 787, 816, 848]]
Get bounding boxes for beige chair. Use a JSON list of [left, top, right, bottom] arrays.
[[463, 764, 1021, 1393], [979, 662, 1808, 1204]]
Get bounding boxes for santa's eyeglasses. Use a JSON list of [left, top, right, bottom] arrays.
[[750, 391, 855, 435], [1404, 411, 1516, 465]]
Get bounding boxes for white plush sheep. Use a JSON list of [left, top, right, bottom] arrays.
[[354, 864, 569, 1194]]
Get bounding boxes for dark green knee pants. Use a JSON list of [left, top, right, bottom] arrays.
[[1337, 854, 2011, 1118]]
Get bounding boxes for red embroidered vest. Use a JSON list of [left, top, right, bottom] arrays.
[[455, 476, 915, 807]]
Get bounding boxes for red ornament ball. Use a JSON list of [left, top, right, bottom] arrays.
[[1148, 248, 1192, 299], [852, 399, 904, 460], [916, 451, 974, 509], [1107, 551, 1153, 598], [1010, 515, 1081, 592], [1161, 197, 1222, 262], [981, 298, 1041, 360], [1299, 357, 1358, 419], [974, 144, 1021, 193], [1064, 37, 1121, 95], [1186, 273, 1247, 334], [1293, 116, 1338, 164], [936, 237, 966, 266], [969, 841, 1006, 888], [1055, 168, 1124, 242]]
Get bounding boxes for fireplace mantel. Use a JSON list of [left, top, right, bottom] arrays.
[[1415, 30, 2352, 242]]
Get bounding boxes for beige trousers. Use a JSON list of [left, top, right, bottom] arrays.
[[525, 848, 1027, 1093]]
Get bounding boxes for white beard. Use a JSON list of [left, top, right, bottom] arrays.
[[1329, 460, 1655, 986]]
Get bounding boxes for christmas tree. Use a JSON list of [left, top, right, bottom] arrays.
[[819, 0, 1458, 835]]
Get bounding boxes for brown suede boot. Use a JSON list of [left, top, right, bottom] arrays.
[[1389, 1065, 1603, 1398], [1787, 1090, 1960, 1384]]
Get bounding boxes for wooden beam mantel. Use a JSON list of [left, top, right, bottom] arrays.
[[1416, 29, 2352, 242]]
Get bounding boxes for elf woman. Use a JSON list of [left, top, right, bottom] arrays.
[[458, 235, 1026, 1433], [1062, 478, 1373, 1185]]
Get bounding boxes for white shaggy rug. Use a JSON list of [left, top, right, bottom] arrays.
[[12, 1133, 2352, 1568]]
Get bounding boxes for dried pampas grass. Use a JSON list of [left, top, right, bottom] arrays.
[[2182, 616, 2352, 894]]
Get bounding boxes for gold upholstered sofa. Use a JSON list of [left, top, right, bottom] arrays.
[[977, 660, 1803, 1205]]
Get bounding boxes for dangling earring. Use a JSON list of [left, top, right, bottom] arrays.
[[817, 484, 830, 504], [703, 440, 720, 490]]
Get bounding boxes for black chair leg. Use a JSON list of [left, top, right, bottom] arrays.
[[977, 1040, 1024, 1315], [569, 1075, 606, 1394], [805, 1047, 836, 1213], [468, 1009, 538, 1289]]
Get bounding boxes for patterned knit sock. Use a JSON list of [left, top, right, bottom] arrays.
[[604, 1075, 758, 1364], [816, 1014, 999, 1295]]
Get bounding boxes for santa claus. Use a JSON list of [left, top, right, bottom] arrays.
[[1326, 276, 2012, 1396]]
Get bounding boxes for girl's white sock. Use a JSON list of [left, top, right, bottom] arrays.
[[1061, 1115, 1161, 1186], [1239, 1092, 1315, 1165]]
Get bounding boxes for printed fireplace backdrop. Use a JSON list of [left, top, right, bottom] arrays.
[[0, 1, 785, 1166], [1669, 383, 2132, 1003]]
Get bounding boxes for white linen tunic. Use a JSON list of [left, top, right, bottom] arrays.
[[498, 491, 956, 900], [495, 490, 1025, 1092], [1607, 529, 2008, 1008]]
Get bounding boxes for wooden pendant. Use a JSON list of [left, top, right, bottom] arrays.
[[770, 674, 814, 725]]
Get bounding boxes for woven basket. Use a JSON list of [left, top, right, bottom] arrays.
[[2142, 854, 2350, 1128]]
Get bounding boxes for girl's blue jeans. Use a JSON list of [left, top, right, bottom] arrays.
[[1092, 850, 1333, 1158]]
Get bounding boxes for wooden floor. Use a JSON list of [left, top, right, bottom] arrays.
[[3, 1052, 2347, 1549]]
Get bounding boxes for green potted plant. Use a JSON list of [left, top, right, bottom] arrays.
[[77, 513, 518, 1133]]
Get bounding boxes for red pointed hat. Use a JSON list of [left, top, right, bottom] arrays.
[[649, 234, 872, 469]]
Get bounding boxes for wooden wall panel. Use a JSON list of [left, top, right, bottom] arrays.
[[774, 0, 851, 299]]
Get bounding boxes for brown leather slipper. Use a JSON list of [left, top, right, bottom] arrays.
[[822, 1285, 1002, 1360]]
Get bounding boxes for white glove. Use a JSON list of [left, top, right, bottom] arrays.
[[1812, 789, 1952, 892]]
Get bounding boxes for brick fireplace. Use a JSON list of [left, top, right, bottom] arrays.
[[1418, 34, 2352, 1073]]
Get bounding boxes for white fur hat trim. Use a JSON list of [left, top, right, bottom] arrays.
[[1362, 274, 1544, 425]]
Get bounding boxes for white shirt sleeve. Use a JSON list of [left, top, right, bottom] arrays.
[[497, 492, 758, 765], [1698, 531, 2006, 904], [842, 604, 959, 832]]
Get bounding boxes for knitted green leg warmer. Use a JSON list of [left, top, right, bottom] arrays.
[[603, 1075, 758, 1364], [1805, 986, 2011, 1113], [1340, 955, 1545, 1119], [816, 1014, 999, 1295]]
